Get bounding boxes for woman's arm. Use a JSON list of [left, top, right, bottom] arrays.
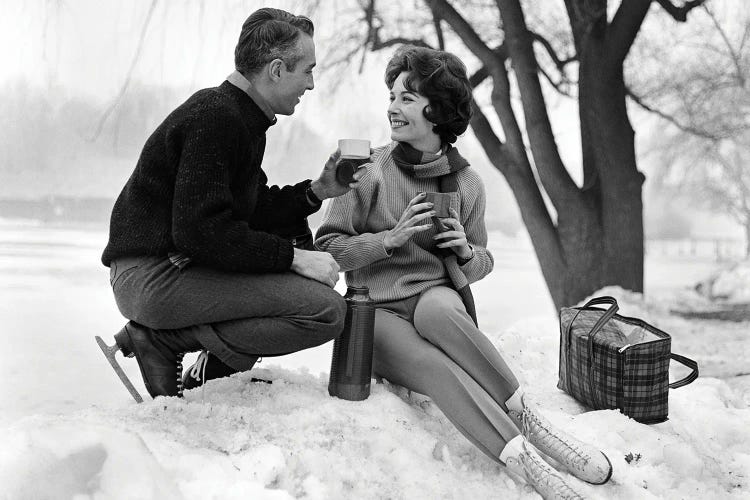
[[457, 173, 494, 284], [314, 169, 393, 272]]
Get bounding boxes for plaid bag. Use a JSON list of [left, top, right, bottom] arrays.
[[558, 296, 699, 423]]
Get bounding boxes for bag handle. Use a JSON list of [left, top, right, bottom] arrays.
[[669, 353, 699, 389], [582, 296, 619, 339], [563, 296, 619, 407]]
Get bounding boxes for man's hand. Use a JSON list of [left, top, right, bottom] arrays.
[[290, 248, 340, 288], [383, 193, 435, 250], [310, 149, 369, 200]]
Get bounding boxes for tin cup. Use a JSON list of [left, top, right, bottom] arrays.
[[423, 192, 452, 218], [336, 139, 370, 185]]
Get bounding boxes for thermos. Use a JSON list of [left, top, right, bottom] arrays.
[[328, 285, 375, 401]]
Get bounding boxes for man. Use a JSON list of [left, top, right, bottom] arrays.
[[97, 8, 361, 401]]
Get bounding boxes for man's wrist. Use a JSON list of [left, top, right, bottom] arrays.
[[309, 180, 326, 201], [306, 181, 323, 206]]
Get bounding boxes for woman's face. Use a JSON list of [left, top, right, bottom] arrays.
[[388, 72, 440, 151]]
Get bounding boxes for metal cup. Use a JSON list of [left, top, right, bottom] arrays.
[[336, 139, 370, 185]]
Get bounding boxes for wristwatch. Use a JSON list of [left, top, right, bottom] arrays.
[[305, 182, 322, 206], [457, 244, 475, 265]]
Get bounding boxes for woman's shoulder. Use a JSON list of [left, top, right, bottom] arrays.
[[456, 165, 485, 192]]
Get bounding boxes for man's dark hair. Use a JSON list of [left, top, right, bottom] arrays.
[[385, 45, 473, 144], [235, 8, 314, 75]]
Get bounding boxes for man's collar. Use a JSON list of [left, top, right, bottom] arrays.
[[226, 70, 277, 124]]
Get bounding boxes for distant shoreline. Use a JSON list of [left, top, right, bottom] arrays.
[[0, 197, 113, 227]]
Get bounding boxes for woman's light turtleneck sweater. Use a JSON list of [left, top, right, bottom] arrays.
[[315, 142, 494, 303]]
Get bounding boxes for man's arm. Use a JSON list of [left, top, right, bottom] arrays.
[[171, 114, 295, 273], [249, 150, 365, 230]]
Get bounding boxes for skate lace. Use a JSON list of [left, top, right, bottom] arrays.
[[188, 350, 210, 402], [190, 350, 209, 382], [520, 442, 584, 500], [522, 407, 591, 472]]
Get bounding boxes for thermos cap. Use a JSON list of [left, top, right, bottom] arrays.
[[344, 285, 372, 302]]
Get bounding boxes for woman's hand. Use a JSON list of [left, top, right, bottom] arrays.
[[383, 193, 435, 250], [433, 208, 472, 260]]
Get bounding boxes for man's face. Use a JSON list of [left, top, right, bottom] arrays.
[[273, 34, 316, 116]]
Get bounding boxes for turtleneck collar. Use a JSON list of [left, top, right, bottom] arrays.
[[226, 70, 277, 125]]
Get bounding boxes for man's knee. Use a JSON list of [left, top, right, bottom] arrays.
[[307, 285, 346, 340]]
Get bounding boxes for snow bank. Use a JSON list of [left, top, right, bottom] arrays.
[[2, 288, 748, 499], [695, 259, 750, 302]]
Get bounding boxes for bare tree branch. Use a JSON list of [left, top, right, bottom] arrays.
[[432, 10, 445, 50], [469, 44, 508, 88], [539, 65, 576, 98], [90, 0, 159, 141], [468, 99, 511, 171], [656, 0, 708, 22], [703, 3, 746, 87], [371, 36, 433, 50], [469, 66, 489, 88], [425, 0, 501, 68], [530, 30, 578, 72], [495, 0, 581, 208], [606, 0, 652, 69], [626, 87, 722, 140], [528, 31, 577, 97]]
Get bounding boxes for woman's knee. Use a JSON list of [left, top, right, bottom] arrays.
[[413, 286, 467, 336]]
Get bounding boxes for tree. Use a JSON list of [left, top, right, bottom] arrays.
[[628, 2, 749, 256], [327, 0, 707, 309]]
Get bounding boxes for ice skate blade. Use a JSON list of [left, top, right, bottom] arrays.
[[95, 336, 144, 403]]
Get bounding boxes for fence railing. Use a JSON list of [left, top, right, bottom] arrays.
[[645, 238, 746, 261]]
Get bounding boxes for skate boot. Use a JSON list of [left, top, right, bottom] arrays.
[[506, 391, 612, 485], [501, 436, 586, 500], [96, 321, 201, 400]]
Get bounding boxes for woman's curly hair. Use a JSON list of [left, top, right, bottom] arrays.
[[385, 45, 474, 144]]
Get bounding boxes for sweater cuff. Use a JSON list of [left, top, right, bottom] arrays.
[[295, 179, 322, 217], [351, 231, 392, 268], [275, 238, 296, 271]]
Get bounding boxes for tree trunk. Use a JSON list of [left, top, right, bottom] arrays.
[[578, 45, 645, 299], [422, 0, 647, 309]]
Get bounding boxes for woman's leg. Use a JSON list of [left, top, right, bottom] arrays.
[[411, 287, 613, 486], [372, 307, 520, 462], [413, 286, 520, 410]]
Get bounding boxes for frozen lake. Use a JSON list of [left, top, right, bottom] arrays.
[[0, 218, 723, 425]]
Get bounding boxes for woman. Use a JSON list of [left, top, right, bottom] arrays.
[[315, 46, 612, 499]]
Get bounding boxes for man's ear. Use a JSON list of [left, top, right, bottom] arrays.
[[268, 59, 284, 82]]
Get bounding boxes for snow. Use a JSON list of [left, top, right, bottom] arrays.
[[1, 220, 748, 499], [696, 259, 750, 302]]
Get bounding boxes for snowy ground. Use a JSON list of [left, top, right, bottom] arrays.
[[0, 219, 748, 499]]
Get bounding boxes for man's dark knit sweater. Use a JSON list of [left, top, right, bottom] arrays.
[[102, 81, 319, 273]]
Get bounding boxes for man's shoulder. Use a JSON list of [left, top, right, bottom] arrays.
[[175, 86, 244, 125]]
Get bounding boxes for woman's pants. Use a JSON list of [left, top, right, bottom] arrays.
[[109, 256, 346, 371], [373, 286, 521, 461]]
